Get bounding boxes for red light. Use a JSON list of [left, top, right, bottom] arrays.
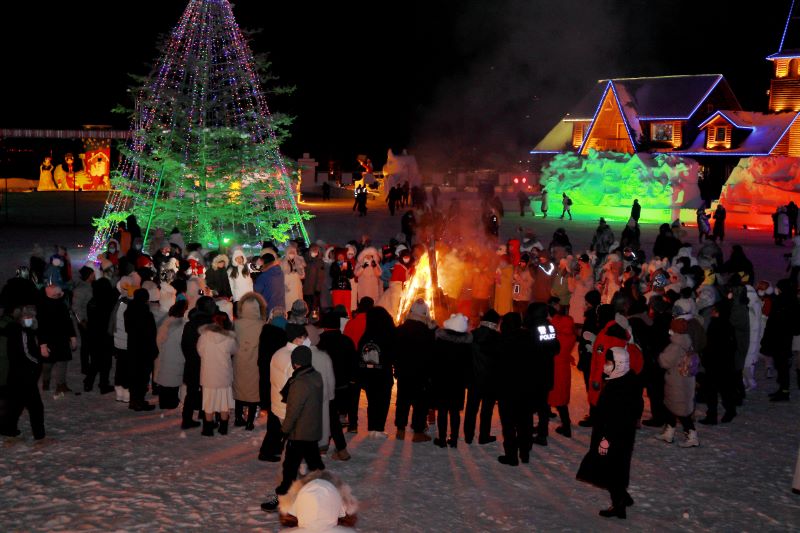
[[522, 177, 527, 183], [514, 178, 519, 184]]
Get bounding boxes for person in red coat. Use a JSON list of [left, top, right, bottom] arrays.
[[547, 298, 576, 437], [585, 305, 643, 426]]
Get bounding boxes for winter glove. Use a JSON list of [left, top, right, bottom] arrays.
[[598, 438, 609, 456]]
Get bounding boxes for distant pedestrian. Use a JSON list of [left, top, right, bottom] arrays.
[[560, 193, 573, 220], [713, 204, 726, 242], [321, 181, 331, 201], [431, 184, 441, 208], [517, 190, 529, 217], [630, 199, 641, 222], [540, 189, 549, 218]]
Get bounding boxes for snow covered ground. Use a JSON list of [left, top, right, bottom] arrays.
[[1, 360, 798, 531], [1, 194, 799, 531]]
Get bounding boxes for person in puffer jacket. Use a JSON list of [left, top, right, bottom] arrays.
[[198, 318, 238, 436]]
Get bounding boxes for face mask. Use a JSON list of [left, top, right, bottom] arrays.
[[310, 251, 319, 258], [52, 258, 62, 267], [302, 338, 311, 347], [347, 253, 355, 259], [757, 290, 765, 297], [108, 247, 117, 254], [668, 329, 674, 336], [134, 244, 142, 251], [23, 318, 33, 328], [402, 258, 410, 264]]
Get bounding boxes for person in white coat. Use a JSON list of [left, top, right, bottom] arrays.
[[198, 321, 238, 436], [569, 254, 594, 326], [311, 345, 336, 451], [743, 283, 763, 391], [228, 247, 254, 312]]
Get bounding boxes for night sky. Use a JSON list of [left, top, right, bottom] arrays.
[[0, 0, 793, 171]]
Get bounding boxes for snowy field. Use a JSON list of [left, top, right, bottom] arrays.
[[1, 193, 799, 531]]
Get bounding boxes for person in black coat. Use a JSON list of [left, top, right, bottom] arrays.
[[357, 307, 397, 436], [125, 289, 159, 411], [431, 313, 473, 448], [181, 297, 227, 428], [577, 345, 641, 519], [84, 278, 119, 393], [37, 284, 77, 395], [577, 290, 602, 392], [699, 301, 738, 424], [497, 312, 535, 466], [1, 306, 45, 440], [0, 267, 39, 314], [526, 302, 560, 446], [630, 199, 641, 222], [761, 279, 800, 401], [465, 309, 501, 445], [317, 310, 357, 458], [257, 310, 288, 414], [393, 300, 435, 442], [652, 223, 681, 261]]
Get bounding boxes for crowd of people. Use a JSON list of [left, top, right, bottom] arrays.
[[1, 202, 800, 522]]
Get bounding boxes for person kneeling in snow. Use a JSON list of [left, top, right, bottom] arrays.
[[278, 470, 358, 531]]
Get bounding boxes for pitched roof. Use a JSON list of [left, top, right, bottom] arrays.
[[768, 0, 800, 59], [531, 120, 573, 153], [677, 111, 799, 155]]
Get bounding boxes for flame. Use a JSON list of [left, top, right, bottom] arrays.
[[396, 251, 438, 324]]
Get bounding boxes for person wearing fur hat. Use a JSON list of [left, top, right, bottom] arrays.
[[198, 317, 238, 436], [569, 254, 594, 326], [551, 257, 572, 309], [1, 305, 45, 440], [354, 247, 383, 305], [38, 284, 77, 397], [465, 309, 501, 445], [394, 299, 435, 443], [277, 471, 358, 531], [261, 344, 325, 513], [232, 292, 267, 430], [657, 317, 699, 447], [356, 307, 397, 437], [181, 296, 229, 429], [124, 289, 158, 411], [228, 248, 253, 315], [206, 254, 232, 300], [431, 313, 472, 448], [576, 345, 641, 519]]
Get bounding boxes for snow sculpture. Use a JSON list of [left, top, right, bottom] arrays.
[[719, 156, 800, 214]]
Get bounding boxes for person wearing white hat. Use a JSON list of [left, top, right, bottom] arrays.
[[432, 313, 472, 448]]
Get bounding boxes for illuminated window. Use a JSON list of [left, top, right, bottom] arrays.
[[651, 123, 674, 142], [715, 127, 727, 142]]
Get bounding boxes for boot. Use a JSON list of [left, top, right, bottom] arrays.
[[555, 425, 572, 438], [395, 429, 406, 440], [331, 449, 351, 461], [245, 405, 257, 431], [234, 403, 246, 426], [181, 418, 201, 430], [201, 419, 215, 436], [498, 455, 519, 466], [478, 435, 497, 444], [99, 384, 115, 394], [720, 411, 736, 423], [796, 369, 800, 390], [679, 430, 700, 448], [433, 438, 447, 448], [218, 419, 229, 435], [656, 425, 675, 444], [599, 505, 627, 519]]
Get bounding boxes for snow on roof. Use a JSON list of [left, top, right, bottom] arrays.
[[566, 74, 731, 124], [677, 111, 799, 155], [531, 120, 573, 153]]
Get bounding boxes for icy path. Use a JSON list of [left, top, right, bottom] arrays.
[[1, 361, 798, 531]]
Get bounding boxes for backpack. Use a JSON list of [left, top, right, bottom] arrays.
[[678, 347, 700, 377], [360, 339, 383, 370], [567, 198, 573, 206]]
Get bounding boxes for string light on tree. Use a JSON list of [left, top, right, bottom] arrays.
[[89, 0, 309, 258]]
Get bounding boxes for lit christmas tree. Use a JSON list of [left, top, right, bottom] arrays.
[[90, 0, 308, 256]]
